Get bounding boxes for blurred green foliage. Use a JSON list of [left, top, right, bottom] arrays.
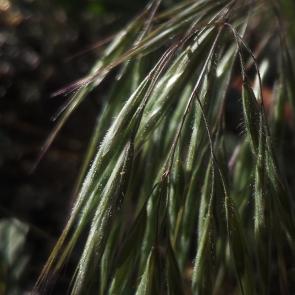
[[0, 218, 29, 295]]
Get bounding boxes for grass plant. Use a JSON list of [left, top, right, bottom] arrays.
[[36, 1, 295, 294]]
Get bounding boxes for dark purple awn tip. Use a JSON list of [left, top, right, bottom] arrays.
[[51, 77, 90, 98]]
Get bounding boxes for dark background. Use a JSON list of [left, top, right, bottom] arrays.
[[0, 0, 150, 292]]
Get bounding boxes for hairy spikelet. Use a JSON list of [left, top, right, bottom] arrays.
[[37, 1, 295, 294]]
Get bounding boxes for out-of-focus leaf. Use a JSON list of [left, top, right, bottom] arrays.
[[0, 218, 29, 295]]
